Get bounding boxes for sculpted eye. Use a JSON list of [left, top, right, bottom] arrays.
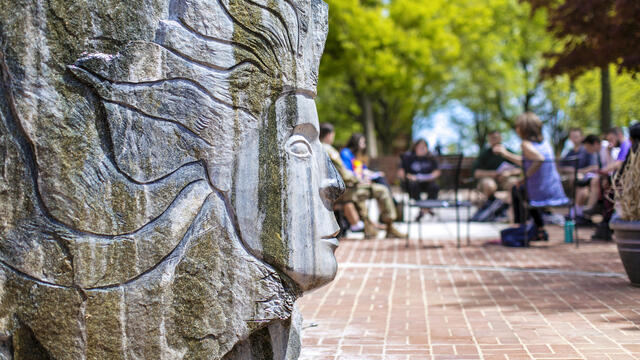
[[287, 135, 312, 159]]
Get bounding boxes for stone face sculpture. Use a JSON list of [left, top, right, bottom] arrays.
[[0, 0, 342, 358]]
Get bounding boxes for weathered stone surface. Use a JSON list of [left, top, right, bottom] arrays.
[[0, 0, 341, 358]]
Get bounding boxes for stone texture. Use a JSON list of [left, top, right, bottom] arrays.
[[0, 0, 340, 358]]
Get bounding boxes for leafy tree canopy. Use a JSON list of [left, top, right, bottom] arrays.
[[317, 0, 460, 151], [525, 0, 640, 76]]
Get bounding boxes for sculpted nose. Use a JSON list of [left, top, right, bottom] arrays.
[[320, 153, 345, 207]]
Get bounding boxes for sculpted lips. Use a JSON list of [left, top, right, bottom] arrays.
[[321, 230, 340, 248]]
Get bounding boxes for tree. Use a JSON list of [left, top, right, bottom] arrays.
[[566, 67, 640, 129], [526, 0, 640, 76], [316, 0, 460, 155], [446, 0, 559, 149], [524, 0, 640, 132]]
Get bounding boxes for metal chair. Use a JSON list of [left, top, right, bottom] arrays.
[[521, 156, 580, 247], [403, 154, 472, 248]]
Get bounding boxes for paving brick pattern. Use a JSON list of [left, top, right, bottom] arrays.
[[298, 226, 640, 360]]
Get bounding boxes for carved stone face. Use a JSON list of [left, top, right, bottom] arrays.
[[64, 0, 341, 291], [234, 95, 344, 291], [0, 0, 339, 356]]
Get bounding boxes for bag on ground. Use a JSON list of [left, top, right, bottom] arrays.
[[500, 224, 537, 247]]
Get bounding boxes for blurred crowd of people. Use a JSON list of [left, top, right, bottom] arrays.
[[472, 114, 640, 240], [320, 123, 405, 239], [321, 114, 640, 241]]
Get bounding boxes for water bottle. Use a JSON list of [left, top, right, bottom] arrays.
[[564, 220, 575, 243]]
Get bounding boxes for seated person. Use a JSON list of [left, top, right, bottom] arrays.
[[320, 123, 405, 238], [493, 112, 568, 241], [584, 127, 632, 216], [472, 130, 520, 205], [341, 133, 388, 187], [559, 128, 597, 221], [398, 139, 441, 221], [560, 128, 597, 175], [576, 135, 607, 216], [399, 139, 441, 200]]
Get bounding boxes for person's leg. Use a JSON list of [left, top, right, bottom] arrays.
[[530, 208, 544, 228], [354, 185, 378, 238], [343, 202, 364, 231], [574, 182, 591, 218], [479, 177, 498, 200], [576, 186, 589, 206], [424, 181, 439, 200], [372, 183, 397, 223], [585, 174, 601, 208], [511, 185, 524, 225], [372, 183, 405, 238], [413, 182, 436, 218], [498, 176, 519, 205], [528, 207, 548, 240], [407, 180, 421, 200]]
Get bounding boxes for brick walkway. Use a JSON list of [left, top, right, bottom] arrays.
[[298, 225, 640, 360]]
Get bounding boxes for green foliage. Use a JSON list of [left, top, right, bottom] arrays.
[[569, 68, 640, 130], [317, 0, 640, 155], [317, 0, 459, 153], [446, 0, 559, 148]]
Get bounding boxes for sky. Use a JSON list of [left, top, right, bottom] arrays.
[[413, 111, 460, 151], [412, 105, 524, 156]]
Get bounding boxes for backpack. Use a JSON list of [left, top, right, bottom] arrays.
[[500, 224, 537, 247]]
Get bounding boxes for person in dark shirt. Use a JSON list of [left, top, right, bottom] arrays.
[[559, 128, 597, 221], [399, 139, 441, 201], [472, 131, 520, 202], [560, 128, 596, 174]]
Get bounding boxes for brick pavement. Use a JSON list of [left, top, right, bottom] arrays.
[[298, 225, 640, 360]]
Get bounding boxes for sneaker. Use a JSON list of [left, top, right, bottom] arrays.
[[349, 221, 365, 232]]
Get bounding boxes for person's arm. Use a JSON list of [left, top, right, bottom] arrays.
[[498, 167, 521, 178], [521, 141, 545, 178], [493, 144, 523, 166], [397, 168, 406, 181], [578, 165, 598, 174], [559, 166, 577, 174], [474, 169, 498, 178], [426, 158, 441, 181], [398, 154, 408, 181], [601, 160, 623, 174]]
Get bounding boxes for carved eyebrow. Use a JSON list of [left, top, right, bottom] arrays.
[[281, 85, 317, 99], [293, 123, 318, 142]]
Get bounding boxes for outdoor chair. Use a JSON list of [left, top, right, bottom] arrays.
[[402, 154, 472, 248], [521, 156, 580, 247]]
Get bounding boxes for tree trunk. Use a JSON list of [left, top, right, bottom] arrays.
[[600, 65, 612, 133], [362, 95, 378, 158], [474, 112, 487, 151]]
